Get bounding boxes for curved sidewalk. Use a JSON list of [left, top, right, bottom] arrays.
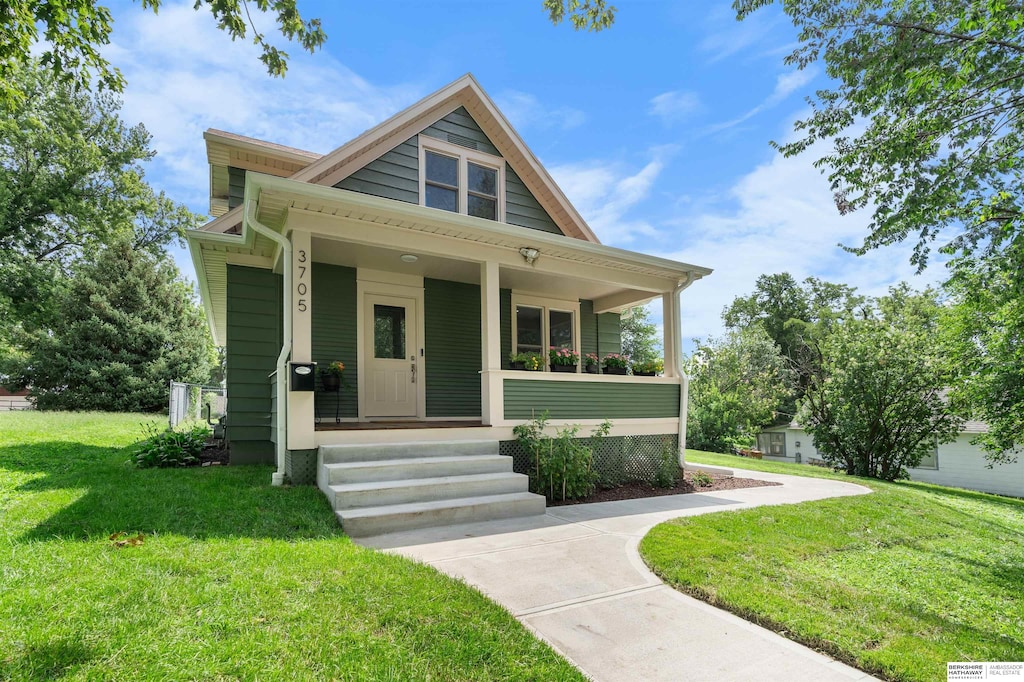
[[360, 467, 877, 682]]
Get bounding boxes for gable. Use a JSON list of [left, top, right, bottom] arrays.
[[334, 106, 561, 235]]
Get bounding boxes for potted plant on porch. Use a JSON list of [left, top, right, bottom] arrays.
[[631, 358, 664, 377], [583, 352, 600, 374], [320, 360, 346, 391], [509, 351, 544, 371], [601, 353, 630, 375], [548, 346, 579, 373]]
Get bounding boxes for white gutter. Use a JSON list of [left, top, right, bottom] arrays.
[[673, 275, 695, 467], [245, 199, 292, 486]]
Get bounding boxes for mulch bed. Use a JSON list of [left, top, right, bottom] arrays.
[[198, 441, 229, 466], [547, 470, 781, 506]]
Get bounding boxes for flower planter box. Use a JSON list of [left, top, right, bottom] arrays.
[[510, 361, 526, 371], [603, 366, 628, 375], [550, 364, 577, 373], [633, 371, 656, 377], [584, 364, 599, 374]]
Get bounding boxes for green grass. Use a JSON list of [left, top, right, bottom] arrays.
[[640, 450, 1024, 682], [0, 411, 585, 681]]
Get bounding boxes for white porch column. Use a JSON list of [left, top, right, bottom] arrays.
[[480, 261, 502, 426], [671, 287, 688, 465], [661, 291, 677, 378], [288, 230, 315, 450]]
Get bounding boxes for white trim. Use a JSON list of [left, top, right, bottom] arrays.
[[510, 292, 581, 372], [356, 272, 426, 420], [418, 136, 506, 222], [495, 369, 681, 385]]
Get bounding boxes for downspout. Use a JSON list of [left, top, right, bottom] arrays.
[[245, 199, 292, 486], [673, 274, 694, 468]]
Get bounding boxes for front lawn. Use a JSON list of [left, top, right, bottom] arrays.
[[0, 411, 584, 681], [640, 450, 1024, 682]]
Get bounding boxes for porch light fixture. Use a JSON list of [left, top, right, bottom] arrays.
[[519, 247, 540, 265], [400, 254, 418, 263]]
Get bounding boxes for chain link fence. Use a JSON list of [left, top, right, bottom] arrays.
[[169, 382, 226, 429]]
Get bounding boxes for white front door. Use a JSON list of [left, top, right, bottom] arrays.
[[363, 294, 418, 417]]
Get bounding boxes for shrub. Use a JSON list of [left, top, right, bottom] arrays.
[[631, 358, 664, 375], [513, 412, 611, 502], [691, 470, 713, 488], [654, 441, 680, 488], [134, 422, 211, 468]]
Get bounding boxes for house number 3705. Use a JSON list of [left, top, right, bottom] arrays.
[[296, 249, 308, 312]]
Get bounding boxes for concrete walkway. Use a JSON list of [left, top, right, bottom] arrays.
[[360, 466, 878, 682]]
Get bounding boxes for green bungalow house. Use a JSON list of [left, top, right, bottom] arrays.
[[188, 74, 712, 535]]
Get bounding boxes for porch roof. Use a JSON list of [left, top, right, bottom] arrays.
[[188, 172, 712, 346]]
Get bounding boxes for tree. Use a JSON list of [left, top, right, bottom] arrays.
[[799, 286, 963, 480], [1, 0, 326, 104], [685, 327, 794, 453], [10, 240, 214, 412], [620, 305, 659, 364], [0, 62, 198, 333], [543, 1, 617, 32], [941, 246, 1023, 465]]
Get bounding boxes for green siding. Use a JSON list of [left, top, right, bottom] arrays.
[[580, 300, 598, 358], [506, 165, 560, 234], [421, 107, 500, 156], [504, 379, 680, 420], [311, 263, 358, 418], [226, 265, 281, 464], [500, 288, 512, 369], [228, 166, 245, 209], [598, 312, 622, 356], [424, 279, 481, 417], [334, 137, 418, 204]]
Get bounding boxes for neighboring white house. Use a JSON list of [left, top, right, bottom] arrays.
[[0, 387, 31, 411], [757, 421, 1024, 499]]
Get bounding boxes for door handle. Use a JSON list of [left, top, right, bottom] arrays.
[[410, 356, 416, 383]]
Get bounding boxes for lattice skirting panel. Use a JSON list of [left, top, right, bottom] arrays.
[[500, 434, 680, 487], [285, 449, 318, 486]]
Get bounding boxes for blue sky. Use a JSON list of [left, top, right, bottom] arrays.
[[103, 0, 943, 346]]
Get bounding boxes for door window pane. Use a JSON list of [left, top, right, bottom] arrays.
[[425, 184, 457, 212], [467, 194, 496, 220], [468, 163, 496, 196], [516, 306, 543, 353], [374, 305, 406, 359], [549, 310, 573, 349], [425, 151, 458, 187]]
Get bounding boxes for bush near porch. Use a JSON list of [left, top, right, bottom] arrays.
[[640, 450, 1024, 682], [0, 412, 585, 681]]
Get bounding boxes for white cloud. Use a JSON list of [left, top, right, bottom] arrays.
[[655, 120, 945, 346], [549, 151, 671, 245], [649, 90, 701, 124], [707, 68, 816, 133], [495, 90, 587, 132], [105, 1, 424, 212], [698, 6, 785, 64]]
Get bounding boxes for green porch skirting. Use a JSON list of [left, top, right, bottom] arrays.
[[503, 379, 680, 421]]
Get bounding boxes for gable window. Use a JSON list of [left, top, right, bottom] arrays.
[[511, 294, 580, 371], [419, 137, 504, 221]]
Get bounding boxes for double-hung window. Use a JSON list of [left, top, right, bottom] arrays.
[[420, 137, 504, 222], [512, 294, 580, 371]]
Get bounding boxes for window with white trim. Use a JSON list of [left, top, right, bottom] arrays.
[[419, 137, 504, 221], [511, 294, 580, 371]]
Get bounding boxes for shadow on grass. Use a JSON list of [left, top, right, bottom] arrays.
[[2, 440, 344, 542]]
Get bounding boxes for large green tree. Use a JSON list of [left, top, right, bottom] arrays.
[[0, 62, 197, 334], [11, 240, 214, 412], [1, 0, 326, 104], [620, 305, 659, 364], [799, 286, 963, 480], [685, 327, 794, 453]]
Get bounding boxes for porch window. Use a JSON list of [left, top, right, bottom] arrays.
[[419, 137, 504, 221], [511, 294, 580, 370]]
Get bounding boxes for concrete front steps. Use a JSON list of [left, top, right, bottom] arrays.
[[317, 440, 545, 537]]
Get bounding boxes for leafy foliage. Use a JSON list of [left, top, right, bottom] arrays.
[[942, 247, 1023, 465], [686, 327, 794, 453], [620, 305, 660, 364], [513, 412, 611, 502], [653, 441, 681, 488], [690, 470, 713, 488], [735, 0, 1024, 271], [0, 0, 326, 104], [8, 241, 215, 411], [133, 422, 211, 468], [543, 0, 616, 32], [0, 62, 199, 336], [799, 286, 963, 480]]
